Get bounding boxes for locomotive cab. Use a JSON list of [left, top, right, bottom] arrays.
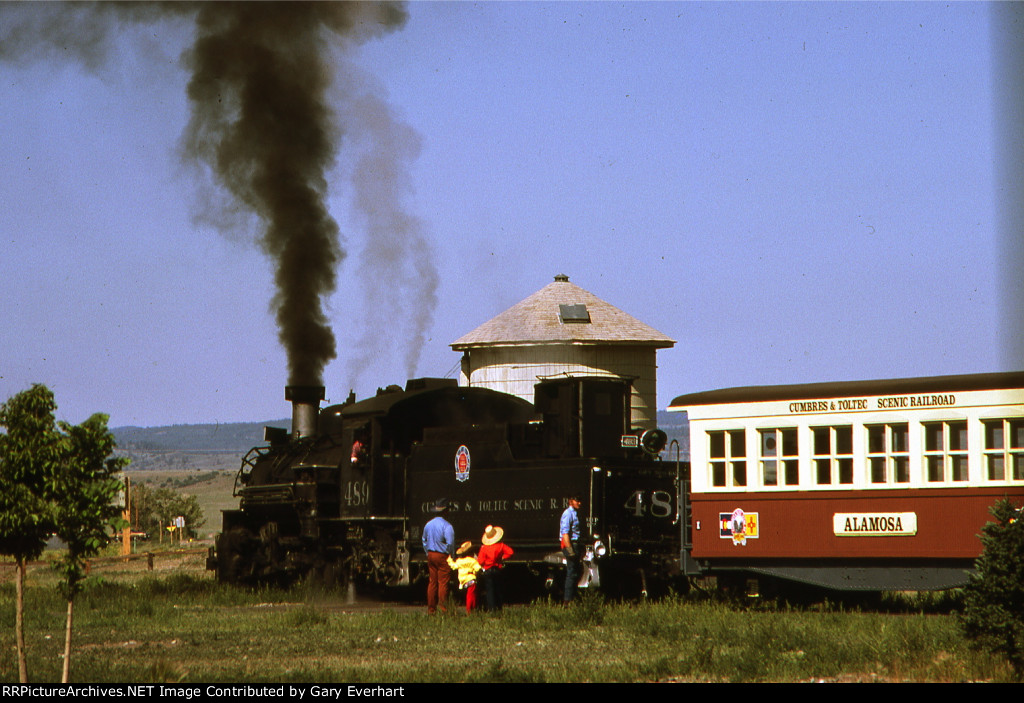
[[404, 376, 680, 596]]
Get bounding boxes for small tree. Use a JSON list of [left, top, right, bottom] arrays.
[[52, 413, 128, 683], [0, 385, 61, 683], [132, 482, 205, 541], [961, 498, 1024, 680]]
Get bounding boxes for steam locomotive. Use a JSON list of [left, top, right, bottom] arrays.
[[207, 376, 681, 597]]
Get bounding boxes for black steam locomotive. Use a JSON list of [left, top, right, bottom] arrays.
[[207, 376, 681, 597]]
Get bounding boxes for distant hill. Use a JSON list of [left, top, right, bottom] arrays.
[[112, 411, 689, 471], [112, 420, 289, 472], [113, 420, 290, 453]]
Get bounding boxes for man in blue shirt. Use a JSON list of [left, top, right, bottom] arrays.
[[422, 498, 455, 614], [559, 494, 582, 603]]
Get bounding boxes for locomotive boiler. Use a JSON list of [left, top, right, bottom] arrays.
[[208, 375, 680, 596]]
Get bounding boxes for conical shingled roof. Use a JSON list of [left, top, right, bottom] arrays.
[[451, 275, 675, 349]]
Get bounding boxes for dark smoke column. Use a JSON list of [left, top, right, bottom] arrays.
[[182, 3, 407, 386]]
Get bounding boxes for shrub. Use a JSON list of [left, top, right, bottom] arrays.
[[960, 498, 1024, 679]]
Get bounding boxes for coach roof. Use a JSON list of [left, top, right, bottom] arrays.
[[668, 371, 1024, 409]]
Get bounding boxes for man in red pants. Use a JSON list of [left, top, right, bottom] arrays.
[[421, 498, 455, 614]]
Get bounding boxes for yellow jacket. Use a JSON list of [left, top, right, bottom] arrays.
[[447, 555, 482, 588]]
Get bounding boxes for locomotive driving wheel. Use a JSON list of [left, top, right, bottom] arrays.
[[215, 526, 255, 584]]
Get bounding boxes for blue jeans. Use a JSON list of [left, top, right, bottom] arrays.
[[563, 545, 582, 602], [480, 567, 504, 611]]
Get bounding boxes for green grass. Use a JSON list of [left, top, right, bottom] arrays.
[[0, 576, 1014, 683]]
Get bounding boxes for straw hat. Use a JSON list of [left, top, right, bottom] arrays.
[[481, 525, 503, 545], [456, 541, 473, 556]]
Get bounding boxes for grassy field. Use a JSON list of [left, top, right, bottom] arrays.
[[0, 559, 1013, 683]]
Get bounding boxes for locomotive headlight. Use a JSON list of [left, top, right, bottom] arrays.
[[593, 540, 607, 558]]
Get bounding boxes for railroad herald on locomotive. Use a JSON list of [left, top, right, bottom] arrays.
[[208, 375, 680, 596]]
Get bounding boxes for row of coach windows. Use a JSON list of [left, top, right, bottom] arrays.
[[708, 418, 1024, 487]]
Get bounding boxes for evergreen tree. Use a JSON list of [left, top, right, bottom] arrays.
[[961, 498, 1024, 680]]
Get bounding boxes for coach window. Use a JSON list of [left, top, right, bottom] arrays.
[[983, 419, 1024, 481], [759, 428, 798, 487], [923, 421, 968, 482], [867, 423, 910, 484], [813, 426, 854, 485], [708, 430, 746, 488]]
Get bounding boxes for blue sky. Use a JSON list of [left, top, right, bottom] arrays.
[[0, 2, 1020, 428]]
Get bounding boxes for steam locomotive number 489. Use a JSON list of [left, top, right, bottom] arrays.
[[208, 376, 680, 596]]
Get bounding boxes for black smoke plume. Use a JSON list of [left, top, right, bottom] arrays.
[[182, 3, 408, 386], [0, 2, 429, 388]]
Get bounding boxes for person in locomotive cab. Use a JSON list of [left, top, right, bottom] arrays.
[[350, 430, 368, 466], [422, 498, 455, 614], [447, 541, 482, 614], [477, 524, 513, 612], [560, 495, 583, 603]]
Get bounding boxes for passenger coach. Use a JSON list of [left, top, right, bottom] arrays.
[[669, 372, 1024, 591]]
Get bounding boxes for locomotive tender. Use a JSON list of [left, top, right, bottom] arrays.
[[208, 376, 679, 595]]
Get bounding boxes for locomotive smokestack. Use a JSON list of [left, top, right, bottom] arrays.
[[285, 385, 325, 439]]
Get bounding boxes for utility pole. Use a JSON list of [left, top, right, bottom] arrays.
[[121, 475, 131, 556]]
